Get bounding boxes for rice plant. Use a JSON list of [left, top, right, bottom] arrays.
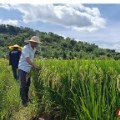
[[1, 58, 120, 120], [31, 58, 120, 120]]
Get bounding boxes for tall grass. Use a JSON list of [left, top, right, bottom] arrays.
[[0, 58, 38, 120], [1, 58, 120, 119], [32, 58, 120, 120]]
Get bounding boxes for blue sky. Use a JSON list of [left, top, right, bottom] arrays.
[[0, 1, 120, 51]]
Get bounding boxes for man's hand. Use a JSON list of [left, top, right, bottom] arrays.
[[33, 65, 41, 71], [26, 57, 41, 71]]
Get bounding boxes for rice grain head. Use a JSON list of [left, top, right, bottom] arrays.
[[117, 74, 120, 92]]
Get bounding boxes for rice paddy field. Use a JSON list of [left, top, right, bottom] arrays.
[[0, 58, 120, 120]]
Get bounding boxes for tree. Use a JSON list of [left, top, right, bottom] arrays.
[[66, 37, 71, 41], [48, 32, 54, 36], [0, 24, 7, 33], [54, 51, 59, 58], [63, 52, 67, 59], [70, 39, 76, 46], [44, 35, 52, 43], [53, 34, 61, 43], [68, 52, 73, 59], [85, 46, 94, 52], [106, 53, 111, 57], [74, 44, 81, 52], [0, 38, 5, 46], [61, 41, 68, 48], [0, 24, 118, 59], [7, 25, 17, 34]]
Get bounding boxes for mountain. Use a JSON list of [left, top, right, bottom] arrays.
[[0, 24, 120, 60]]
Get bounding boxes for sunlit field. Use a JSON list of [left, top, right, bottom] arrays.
[[0, 58, 120, 120], [0, 58, 38, 120]]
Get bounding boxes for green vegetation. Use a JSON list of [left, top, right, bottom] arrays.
[[1, 24, 120, 120], [0, 58, 38, 120], [0, 24, 120, 60], [1, 58, 120, 120], [32, 58, 120, 120]]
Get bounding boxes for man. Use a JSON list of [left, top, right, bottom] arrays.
[[9, 44, 22, 80], [18, 36, 42, 107]]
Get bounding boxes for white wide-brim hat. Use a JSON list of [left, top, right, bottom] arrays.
[[24, 36, 42, 44]]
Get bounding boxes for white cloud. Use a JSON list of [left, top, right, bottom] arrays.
[[57, 34, 67, 39], [0, 4, 11, 10], [99, 44, 120, 52], [65, 4, 85, 10], [0, 19, 18, 25], [1, 3, 106, 32]]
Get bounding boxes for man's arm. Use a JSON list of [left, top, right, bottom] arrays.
[[26, 57, 40, 70]]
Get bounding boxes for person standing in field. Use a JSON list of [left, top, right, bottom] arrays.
[[9, 44, 22, 80], [18, 36, 42, 107]]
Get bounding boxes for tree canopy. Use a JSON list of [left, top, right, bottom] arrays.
[[0, 24, 119, 60]]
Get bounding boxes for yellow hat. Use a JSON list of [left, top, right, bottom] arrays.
[[9, 44, 23, 50]]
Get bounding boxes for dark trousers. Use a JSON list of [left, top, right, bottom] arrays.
[[19, 69, 30, 103], [12, 65, 19, 80]]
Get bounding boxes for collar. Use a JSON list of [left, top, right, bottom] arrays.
[[28, 43, 36, 51]]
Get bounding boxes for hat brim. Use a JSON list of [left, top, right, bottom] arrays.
[[9, 46, 23, 50], [24, 40, 42, 44]]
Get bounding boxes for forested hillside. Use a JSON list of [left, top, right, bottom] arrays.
[[0, 24, 120, 60]]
